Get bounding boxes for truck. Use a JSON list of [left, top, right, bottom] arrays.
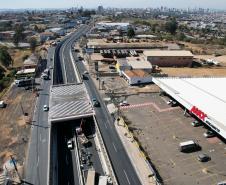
[[15, 78, 35, 87]]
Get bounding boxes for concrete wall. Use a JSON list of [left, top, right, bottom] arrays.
[[147, 56, 193, 67], [122, 72, 152, 85]]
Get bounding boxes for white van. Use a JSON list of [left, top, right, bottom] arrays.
[[179, 140, 201, 153]]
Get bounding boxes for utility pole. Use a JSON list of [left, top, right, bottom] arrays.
[[10, 155, 22, 183], [20, 102, 25, 116]]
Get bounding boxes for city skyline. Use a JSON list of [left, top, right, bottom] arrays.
[[0, 0, 226, 10]]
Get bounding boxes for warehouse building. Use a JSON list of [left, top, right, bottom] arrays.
[[153, 77, 226, 139], [144, 50, 194, 67], [122, 69, 152, 85], [116, 57, 152, 76]]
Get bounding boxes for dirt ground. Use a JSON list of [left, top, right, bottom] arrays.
[[195, 55, 226, 66], [9, 49, 31, 68], [182, 42, 226, 55], [0, 85, 35, 174], [161, 67, 226, 77]]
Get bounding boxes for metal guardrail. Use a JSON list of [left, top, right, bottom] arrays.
[[74, 133, 84, 185]]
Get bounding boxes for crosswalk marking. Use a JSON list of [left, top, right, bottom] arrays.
[[120, 102, 180, 112]]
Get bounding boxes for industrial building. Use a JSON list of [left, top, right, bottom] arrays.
[[122, 69, 152, 85], [96, 22, 130, 30], [153, 77, 226, 139], [144, 50, 194, 67], [116, 57, 152, 76]]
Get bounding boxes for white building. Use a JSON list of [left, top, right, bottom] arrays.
[[122, 69, 152, 85], [153, 77, 226, 139], [96, 22, 130, 31]]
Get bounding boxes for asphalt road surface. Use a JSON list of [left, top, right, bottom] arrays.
[[25, 47, 54, 185], [53, 24, 103, 185], [76, 60, 142, 185]]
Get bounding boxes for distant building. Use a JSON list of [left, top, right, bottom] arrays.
[[144, 50, 194, 67], [97, 6, 104, 14], [47, 27, 65, 36], [0, 31, 15, 41], [39, 32, 55, 42], [96, 22, 130, 31], [122, 69, 152, 85]]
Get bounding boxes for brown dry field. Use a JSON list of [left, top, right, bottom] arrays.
[[0, 85, 35, 172], [10, 49, 31, 68], [161, 67, 226, 77], [181, 42, 226, 55]]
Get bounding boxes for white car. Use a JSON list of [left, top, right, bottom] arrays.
[[67, 140, 74, 149], [119, 101, 129, 106], [83, 71, 89, 74], [43, 105, 49, 111], [167, 100, 173, 105]]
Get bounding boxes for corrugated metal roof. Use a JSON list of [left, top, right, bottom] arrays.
[[144, 50, 194, 57], [127, 58, 152, 69], [154, 77, 226, 137], [50, 83, 94, 122]]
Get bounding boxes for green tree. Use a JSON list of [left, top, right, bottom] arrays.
[[0, 47, 12, 67], [29, 37, 37, 53], [165, 18, 178, 35], [177, 32, 186, 41], [127, 27, 135, 38], [13, 24, 25, 47]]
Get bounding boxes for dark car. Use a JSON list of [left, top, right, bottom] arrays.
[[203, 130, 215, 138], [197, 153, 211, 162], [191, 120, 202, 127], [92, 98, 100, 107]]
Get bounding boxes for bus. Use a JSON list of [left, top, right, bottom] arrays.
[[86, 170, 95, 185]]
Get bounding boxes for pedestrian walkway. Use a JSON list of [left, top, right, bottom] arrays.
[[115, 118, 157, 185]]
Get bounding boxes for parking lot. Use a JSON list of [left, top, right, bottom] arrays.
[[121, 93, 226, 185]]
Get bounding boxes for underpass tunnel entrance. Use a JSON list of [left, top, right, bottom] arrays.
[[50, 116, 104, 185]]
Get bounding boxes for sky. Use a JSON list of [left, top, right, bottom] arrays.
[[0, 0, 226, 10]]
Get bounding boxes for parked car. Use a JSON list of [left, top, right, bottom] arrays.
[[82, 74, 88, 80], [191, 120, 202, 127], [92, 98, 100, 107], [43, 105, 49, 111], [179, 140, 201, 153], [197, 153, 211, 162], [217, 181, 226, 185], [119, 101, 129, 106], [83, 71, 89, 75], [167, 100, 173, 105], [67, 140, 74, 149], [203, 130, 215, 138], [0, 101, 6, 108]]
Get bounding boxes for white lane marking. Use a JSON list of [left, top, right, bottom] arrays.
[[37, 156, 39, 167], [104, 122, 108, 129], [65, 154, 68, 165], [62, 41, 69, 83], [124, 170, 131, 185], [112, 142, 117, 152]]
